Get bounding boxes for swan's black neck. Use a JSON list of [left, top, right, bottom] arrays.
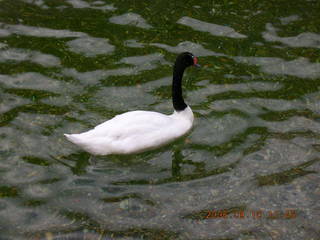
[[172, 62, 188, 111]]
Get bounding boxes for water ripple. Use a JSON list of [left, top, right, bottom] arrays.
[[66, 0, 116, 11], [177, 16, 247, 38], [188, 81, 282, 105], [0, 22, 87, 38], [109, 13, 153, 29], [263, 23, 320, 48], [62, 53, 169, 84], [0, 48, 60, 67], [234, 56, 320, 79], [0, 72, 61, 91], [279, 15, 300, 25], [150, 41, 226, 57], [67, 37, 115, 57]]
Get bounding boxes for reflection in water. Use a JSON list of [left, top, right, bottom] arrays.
[[51, 152, 91, 175], [0, 0, 319, 239]]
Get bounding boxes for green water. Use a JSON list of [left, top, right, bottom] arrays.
[[0, 0, 319, 239]]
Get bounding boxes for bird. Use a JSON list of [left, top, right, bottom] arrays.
[[64, 52, 200, 155]]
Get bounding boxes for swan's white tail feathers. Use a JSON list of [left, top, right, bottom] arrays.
[[64, 133, 86, 146], [64, 133, 111, 155]]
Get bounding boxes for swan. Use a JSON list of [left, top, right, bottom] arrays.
[[64, 52, 199, 155]]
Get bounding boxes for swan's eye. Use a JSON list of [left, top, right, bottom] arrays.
[[193, 57, 198, 65]]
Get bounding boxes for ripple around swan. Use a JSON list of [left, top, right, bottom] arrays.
[[191, 114, 249, 145]]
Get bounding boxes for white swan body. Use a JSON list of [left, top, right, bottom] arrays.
[[64, 106, 193, 155], [65, 52, 199, 155]]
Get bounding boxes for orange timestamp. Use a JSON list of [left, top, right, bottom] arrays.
[[205, 209, 297, 220]]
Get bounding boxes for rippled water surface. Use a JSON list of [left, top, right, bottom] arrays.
[[0, 0, 320, 239]]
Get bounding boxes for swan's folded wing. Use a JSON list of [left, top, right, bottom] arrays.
[[90, 110, 173, 137]]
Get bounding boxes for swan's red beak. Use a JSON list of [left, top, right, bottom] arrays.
[[193, 57, 201, 67]]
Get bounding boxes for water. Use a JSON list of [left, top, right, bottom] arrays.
[[0, 0, 319, 239]]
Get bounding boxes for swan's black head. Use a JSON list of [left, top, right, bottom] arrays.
[[175, 52, 199, 69]]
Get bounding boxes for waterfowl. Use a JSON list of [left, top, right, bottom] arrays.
[[64, 52, 199, 155]]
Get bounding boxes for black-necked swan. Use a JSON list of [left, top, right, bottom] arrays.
[[64, 52, 199, 155]]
